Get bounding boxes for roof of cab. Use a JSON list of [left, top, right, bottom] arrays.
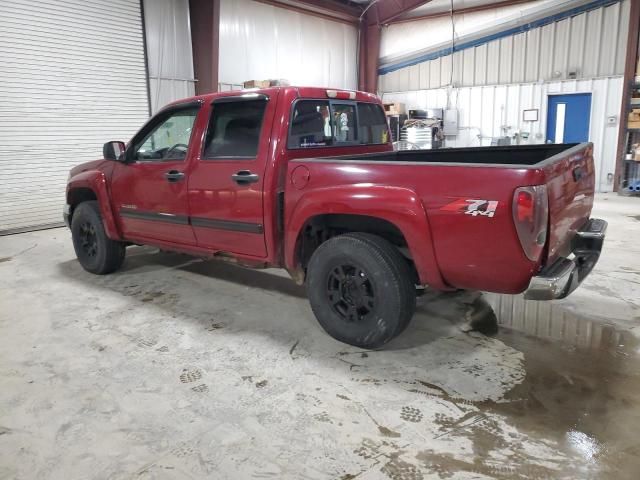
[[164, 86, 381, 109]]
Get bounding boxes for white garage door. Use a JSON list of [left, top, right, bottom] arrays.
[[0, 0, 150, 234]]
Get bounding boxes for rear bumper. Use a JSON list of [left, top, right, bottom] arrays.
[[524, 218, 607, 300]]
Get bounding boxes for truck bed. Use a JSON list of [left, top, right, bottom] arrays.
[[287, 143, 595, 294], [312, 143, 579, 166]]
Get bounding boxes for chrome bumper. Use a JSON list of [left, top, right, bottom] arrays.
[[63, 204, 71, 228], [524, 218, 607, 300]]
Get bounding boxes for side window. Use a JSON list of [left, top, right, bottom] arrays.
[[357, 102, 388, 145], [203, 99, 267, 158], [289, 100, 332, 148], [135, 107, 199, 161]]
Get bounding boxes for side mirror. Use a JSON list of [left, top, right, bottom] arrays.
[[103, 141, 126, 161]]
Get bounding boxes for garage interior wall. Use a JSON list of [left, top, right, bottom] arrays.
[[379, 0, 629, 193], [143, 0, 195, 112], [218, 0, 358, 90], [383, 78, 623, 193], [0, 0, 150, 235]]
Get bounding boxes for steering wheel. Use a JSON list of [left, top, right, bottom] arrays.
[[165, 143, 189, 159]]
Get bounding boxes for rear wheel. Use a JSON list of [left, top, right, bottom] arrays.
[[71, 201, 125, 274], [306, 233, 416, 348]]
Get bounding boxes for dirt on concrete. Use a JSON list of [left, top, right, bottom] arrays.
[[1, 194, 639, 479]]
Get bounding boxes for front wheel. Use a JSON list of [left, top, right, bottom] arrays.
[[306, 233, 416, 349], [71, 201, 125, 274]]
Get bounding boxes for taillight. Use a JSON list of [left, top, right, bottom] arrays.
[[512, 185, 548, 261]]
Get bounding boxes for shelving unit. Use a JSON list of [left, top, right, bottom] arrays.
[[620, 64, 640, 195]]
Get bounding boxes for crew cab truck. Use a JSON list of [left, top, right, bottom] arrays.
[[65, 86, 606, 348]]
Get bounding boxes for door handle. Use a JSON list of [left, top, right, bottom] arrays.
[[165, 170, 185, 183], [231, 170, 259, 185]]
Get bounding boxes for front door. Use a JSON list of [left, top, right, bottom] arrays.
[[188, 94, 275, 257], [111, 103, 201, 245], [546, 93, 592, 144]]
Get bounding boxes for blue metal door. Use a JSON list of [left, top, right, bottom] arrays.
[[546, 93, 591, 143]]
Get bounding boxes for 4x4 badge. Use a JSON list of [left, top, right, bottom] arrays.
[[441, 198, 499, 218]]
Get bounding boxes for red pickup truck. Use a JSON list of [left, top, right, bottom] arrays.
[[65, 86, 606, 348]]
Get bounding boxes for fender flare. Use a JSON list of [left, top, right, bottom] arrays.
[[67, 170, 121, 240], [285, 184, 449, 290]]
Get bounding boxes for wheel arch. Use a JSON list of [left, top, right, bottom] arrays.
[[67, 170, 121, 240], [285, 185, 449, 289]]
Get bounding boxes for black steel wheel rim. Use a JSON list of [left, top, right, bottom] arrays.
[[326, 264, 375, 323], [79, 221, 98, 257]]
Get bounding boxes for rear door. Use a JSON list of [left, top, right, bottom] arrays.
[[187, 93, 276, 257]]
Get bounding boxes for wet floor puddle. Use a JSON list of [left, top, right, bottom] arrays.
[[459, 293, 640, 479]]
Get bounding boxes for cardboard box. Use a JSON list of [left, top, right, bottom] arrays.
[[243, 79, 290, 88], [268, 78, 290, 86], [383, 102, 406, 116], [629, 109, 640, 122], [629, 120, 640, 129], [243, 79, 271, 89]]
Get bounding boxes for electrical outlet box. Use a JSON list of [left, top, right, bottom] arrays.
[[443, 109, 458, 136]]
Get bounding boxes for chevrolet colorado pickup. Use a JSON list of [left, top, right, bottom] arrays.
[[65, 86, 606, 348]]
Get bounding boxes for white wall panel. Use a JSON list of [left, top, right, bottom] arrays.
[[382, 77, 623, 193], [0, 0, 149, 234], [143, 0, 195, 112], [218, 0, 357, 90], [380, 0, 628, 91]]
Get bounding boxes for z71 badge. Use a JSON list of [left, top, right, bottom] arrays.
[[441, 198, 499, 218]]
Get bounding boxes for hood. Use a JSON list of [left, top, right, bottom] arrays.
[[69, 159, 113, 178]]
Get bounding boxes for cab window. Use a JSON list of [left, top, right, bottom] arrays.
[[134, 107, 199, 161], [289, 100, 332, 148], [203, 99, 267, 159], [357, 102, 388, 145], [288, 100, 388, 149]]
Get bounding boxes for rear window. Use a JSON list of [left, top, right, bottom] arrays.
[[358, 102, 388, 145], [288, 100, 388, 149], [203, 99, 267, 158]]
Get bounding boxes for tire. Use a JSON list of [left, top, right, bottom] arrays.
[[71, 201, 125, 274], [306, 232, 416, 349]]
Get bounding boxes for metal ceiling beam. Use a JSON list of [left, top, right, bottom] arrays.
[[254, 0, 362, 24], [367, 0, 434, 25], [358, 1, 434, 93], [389, 0, 535, 24]]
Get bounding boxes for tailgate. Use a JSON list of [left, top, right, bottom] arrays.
[[541, 143, 595, 262]]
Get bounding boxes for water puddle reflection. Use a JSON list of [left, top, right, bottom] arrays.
[[483, 293, 638, 356]]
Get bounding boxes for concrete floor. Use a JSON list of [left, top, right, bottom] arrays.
[[1, 194, 639, 480]]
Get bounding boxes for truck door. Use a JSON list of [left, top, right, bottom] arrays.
[[187, 94, 275, 257], [110, 102, 201, 245]]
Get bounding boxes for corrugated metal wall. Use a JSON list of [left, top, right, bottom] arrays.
[[382, 77, 623, 192], [143, 0, 195, 113], [379, 0, 629, 91], [218, 0, 358, 90], [0, 0, 150, 234]]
